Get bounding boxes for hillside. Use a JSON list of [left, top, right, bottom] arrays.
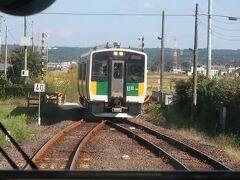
[[1, 45, 240, 70]]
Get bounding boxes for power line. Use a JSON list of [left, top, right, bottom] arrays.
[[40, 12, 194, 17], [200, 17, 240, 32], [200, 13, 240, 19], [40, 12, 240, 21], [199, 20, 240, 41], [199, 19, 240, 38], [211, 17, 240, 24]]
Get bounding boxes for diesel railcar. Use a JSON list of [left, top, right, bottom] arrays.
[[78, 43, 147, 118]]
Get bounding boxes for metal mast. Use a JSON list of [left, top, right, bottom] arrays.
[[207, 0, 212, 78]]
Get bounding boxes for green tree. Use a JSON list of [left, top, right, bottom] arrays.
[[10, 48, 43, 83]]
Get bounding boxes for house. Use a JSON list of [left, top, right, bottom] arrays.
[[0, 63, 11, 75]]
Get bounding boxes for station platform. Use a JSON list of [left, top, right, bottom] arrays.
[[60, 102, 82, 110]]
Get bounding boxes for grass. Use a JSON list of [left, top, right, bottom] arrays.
[[47, 68, 78, 102], [0, 100, 40, 148], [147, 72, 188, 95]]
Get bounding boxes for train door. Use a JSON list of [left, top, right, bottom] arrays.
[[111, 60, 124, 97]]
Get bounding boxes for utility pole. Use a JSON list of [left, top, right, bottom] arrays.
[[0, 16, 3, 55], [173, 35, 178, 69], [207, 0, 212, 78], [4, 25, 7, 76], [24, 16, 28, 84], [160, 10, 165, 103], [31, 20, 34, 52], [191, 4, 199, 121]]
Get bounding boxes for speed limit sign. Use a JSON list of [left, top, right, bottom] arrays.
[[34, 83, 46, 92]]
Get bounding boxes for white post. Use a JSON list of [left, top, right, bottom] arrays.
[[4, 25, 7, 76], [24, 16, 28, 84], [38, 92, 41, 126], [207, 0, 212, 78]]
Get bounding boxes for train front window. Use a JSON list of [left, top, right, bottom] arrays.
[[127, 60, 144, 82], [92, 59, 108, 81], [113, 63, 123, 79]]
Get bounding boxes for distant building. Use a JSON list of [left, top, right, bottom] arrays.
[[187, 65, 224, 78], [0, 63, 11, 74], [172, 68, 185, 74]]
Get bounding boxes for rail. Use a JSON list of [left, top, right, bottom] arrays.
[[107, 121, 189, 171], [121, 119, 232, 171]]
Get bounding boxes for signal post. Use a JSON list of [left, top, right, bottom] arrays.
[[34, 33, 46, 126]]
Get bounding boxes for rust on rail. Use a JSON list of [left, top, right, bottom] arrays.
[[24, 119, 85, 170]]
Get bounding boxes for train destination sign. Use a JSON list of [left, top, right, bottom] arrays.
[[34, 83, 46, 92]]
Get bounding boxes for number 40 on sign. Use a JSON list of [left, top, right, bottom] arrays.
[[34, 83, 46, 92]]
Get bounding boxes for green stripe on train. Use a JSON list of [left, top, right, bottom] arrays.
[[127, 83, 138, 96], [96, 81, 108, 95]]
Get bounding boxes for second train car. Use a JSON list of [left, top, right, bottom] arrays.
[[78, 43, 147, 118]]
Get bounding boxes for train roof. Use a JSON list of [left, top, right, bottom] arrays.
[[80, 45, 146, 58]]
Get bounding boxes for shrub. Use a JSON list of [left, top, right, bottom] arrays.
[[0, 75, 12, 99], [0, 114, 31, 147], [0, 75, 27, 99], [145, 103, 167, 126], [174, 76, 240, 134]]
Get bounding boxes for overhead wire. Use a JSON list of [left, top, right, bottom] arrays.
[[199, 18, 240, 38], [40, 12, 195, 17], [199, 18, 240, 41], [199, 16, 240, 32]]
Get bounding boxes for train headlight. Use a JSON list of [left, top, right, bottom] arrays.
[[119, 52, 124, 56], [113, 52, 118, 56]]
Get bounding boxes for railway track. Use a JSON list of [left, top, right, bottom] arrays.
[[23, 117, 233, 171], [107, 119, 232, 171], [25, 119, 106, 170]]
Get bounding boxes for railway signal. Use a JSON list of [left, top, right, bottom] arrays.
[[138, 36, 144, 52], [35, 32, 48, 126]]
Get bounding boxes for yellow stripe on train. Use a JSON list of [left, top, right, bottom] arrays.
[[138, 83, 144, 96], [91, 81, 97, 95]]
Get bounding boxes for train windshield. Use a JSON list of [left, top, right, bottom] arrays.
[[92, 59, 108, 81], [127, 60, 144, 83]]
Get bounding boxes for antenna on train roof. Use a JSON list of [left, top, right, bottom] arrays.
[[113, 42, 121, 48], [106, 42, 109, 49], [93, 42, 121, 50]]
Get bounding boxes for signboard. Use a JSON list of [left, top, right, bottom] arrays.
[[165, 94, 173, 105], [34, 83, 45, 92], [21, 70, 29, 77], [20, 37, 30, 46]]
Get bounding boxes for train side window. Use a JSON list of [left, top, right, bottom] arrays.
[[83, 63, 86, 80], [79, 63, 82, 79]]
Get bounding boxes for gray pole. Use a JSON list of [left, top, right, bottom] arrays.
[[207, 0, 212, 78], [24, 16, 28, 83], [160, 10, 165, 103], [4, 25, 7, 76], [31, 20, 34, 52], [0, 16, 3, 55], [191, 4, 199, 120]]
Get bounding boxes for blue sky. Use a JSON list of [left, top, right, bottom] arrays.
[[2, 0, 240, 49]]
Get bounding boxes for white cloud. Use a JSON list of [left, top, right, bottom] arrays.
[[56, 30, 73, 38], [39, 28, 73, 38], [143, 2, 155, 8]]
